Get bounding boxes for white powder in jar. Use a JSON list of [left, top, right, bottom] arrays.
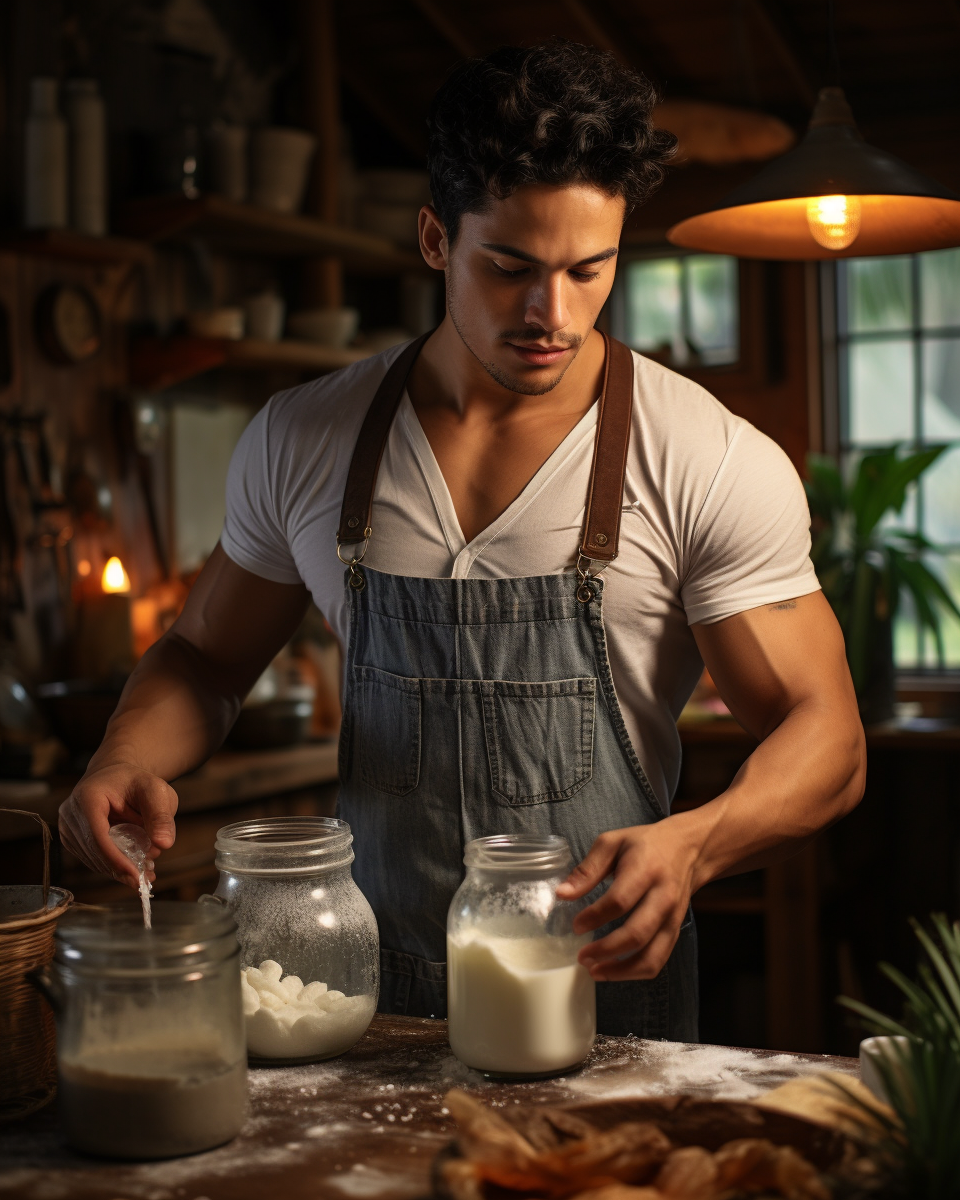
[[242, 960, 376, 1060]]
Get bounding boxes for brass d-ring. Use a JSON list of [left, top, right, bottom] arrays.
[[337, 539, 369, 592]]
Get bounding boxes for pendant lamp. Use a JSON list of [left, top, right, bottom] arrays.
[[667, 87, 960, 259]]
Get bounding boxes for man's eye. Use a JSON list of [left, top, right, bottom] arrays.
[[492, 262, 529, 277], [570, 270, 600, 282]]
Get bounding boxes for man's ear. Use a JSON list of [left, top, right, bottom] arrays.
[[418, 205, 449, 270]]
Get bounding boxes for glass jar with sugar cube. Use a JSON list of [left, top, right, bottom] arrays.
[[201, 816, 379, 1064]]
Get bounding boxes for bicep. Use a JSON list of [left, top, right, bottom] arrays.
[[169, 543, 311, 695], [691, 592, 857, 741]]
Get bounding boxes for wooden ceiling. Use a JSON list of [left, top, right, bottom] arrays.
[[335, 0, 960, 227]]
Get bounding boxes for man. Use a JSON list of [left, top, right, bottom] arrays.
[[60, 41, 865, 1039]]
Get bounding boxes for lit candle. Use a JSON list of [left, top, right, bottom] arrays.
[[74, 556, 134, 679]]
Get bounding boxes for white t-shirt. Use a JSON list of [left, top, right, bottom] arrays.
[[222, 341, 819, 809]]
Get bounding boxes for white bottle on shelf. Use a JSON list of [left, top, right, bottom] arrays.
[[65, 79, 108, 236], [25, 78, 68, 229]]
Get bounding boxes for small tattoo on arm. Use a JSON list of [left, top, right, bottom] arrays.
[[769, 600, 798, 612]]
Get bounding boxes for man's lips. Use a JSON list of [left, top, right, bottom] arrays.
[[505, 342, 575, 367]]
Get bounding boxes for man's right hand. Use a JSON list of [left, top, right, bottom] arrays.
[[59, 765, 178, 889]]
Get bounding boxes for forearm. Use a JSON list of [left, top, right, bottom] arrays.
[[677, 698, 866, 891], [85, 631, 243, 782]]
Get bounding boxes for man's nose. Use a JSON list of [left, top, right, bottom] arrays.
[[524, 274, 570, 333]]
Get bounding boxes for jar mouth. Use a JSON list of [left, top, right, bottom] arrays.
[[215, 816, 354, 875], [55, 901, 238, 974], [464, 834, 573, 872]]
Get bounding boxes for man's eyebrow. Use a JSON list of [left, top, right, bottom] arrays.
[[480, 243, 619, 267]]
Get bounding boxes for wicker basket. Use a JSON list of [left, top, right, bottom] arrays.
[[0, 809, 72, 1121]]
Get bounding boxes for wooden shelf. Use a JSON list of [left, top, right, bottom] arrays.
[[119, 194, 425, 273], [1, 228, 152, 265], [129, 334, 372, 390]]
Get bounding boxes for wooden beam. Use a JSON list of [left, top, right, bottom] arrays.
[[560, 0, 629, 63], [746, 0, 818, 107], [338, 60, 427, 160], [298, 0, 343, 308], [407, 0, 477, 58]]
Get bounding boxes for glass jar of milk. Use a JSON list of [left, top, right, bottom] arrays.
[[447, 834, 595, 1079], [206, 815, 379, 1064], [48, 902, 247, 1159]]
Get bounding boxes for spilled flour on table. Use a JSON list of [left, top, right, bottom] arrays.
[[568, 1040, 848, 1102]]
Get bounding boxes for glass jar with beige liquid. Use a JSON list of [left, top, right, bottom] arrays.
[[45, 903, 247, 1159], [446, 834, 595, 1079]]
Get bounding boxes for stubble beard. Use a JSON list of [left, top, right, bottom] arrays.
[[447, 285, 583, 397]]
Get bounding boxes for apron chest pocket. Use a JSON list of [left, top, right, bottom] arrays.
[[482, 677, 596, 805], [356, 665, 421, 796]]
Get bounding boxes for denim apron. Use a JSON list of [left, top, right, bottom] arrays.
[[335, 335, 698, 1041]]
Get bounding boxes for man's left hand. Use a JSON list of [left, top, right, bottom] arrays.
[[556, 816, 701, 982]]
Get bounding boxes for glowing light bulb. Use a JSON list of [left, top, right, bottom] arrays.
[[806, 194, 861, 250], [102, 556, 131, 594]]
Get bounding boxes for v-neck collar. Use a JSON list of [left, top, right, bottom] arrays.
[[397, 392, 600, 577]]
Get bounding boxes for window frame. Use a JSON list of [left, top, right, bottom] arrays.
[[819, 256, 960, 682], [610, 245, 775, 390]]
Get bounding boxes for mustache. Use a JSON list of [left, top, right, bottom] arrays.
[[499, 330, 582, 349]]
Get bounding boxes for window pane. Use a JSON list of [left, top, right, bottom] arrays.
[[922, 337, 960, 439], [919, 554, 960, 668], [686, 255, 738, 365], [893, 591, 921, 669], [846, 256, 912, 333], [922, 444, 960, 545], [624, 259, 682, 354], [847, 339, 913, 444], [920, 247, 960, 330]]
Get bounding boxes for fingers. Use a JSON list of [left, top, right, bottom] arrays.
[[59, 793, 133, 884], [573, 871, 651, 935], [584, 923, 681, 982], [579, 892, 683, 982], [141, 779, 178, 856], [556, 832, 624, 901]]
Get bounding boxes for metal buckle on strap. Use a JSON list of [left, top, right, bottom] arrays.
[[337, 535, 370, 592], [575, 552, 607, 604]]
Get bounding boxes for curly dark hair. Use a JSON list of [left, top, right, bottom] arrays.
[[427, 40, 677, 242]]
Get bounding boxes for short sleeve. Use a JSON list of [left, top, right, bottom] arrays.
[[221, 401, 303, 585], [680, 423, 820, 625]]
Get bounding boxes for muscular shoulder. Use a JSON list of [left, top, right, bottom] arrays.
[[623, 352, 813, 601]]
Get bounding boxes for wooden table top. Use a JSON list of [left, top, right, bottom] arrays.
[[0, 1015, 858, 1200]]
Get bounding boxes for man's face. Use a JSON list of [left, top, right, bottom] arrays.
[[423, 183, 626, 395]]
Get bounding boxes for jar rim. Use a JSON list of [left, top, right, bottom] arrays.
[[55, 900, 238, 974], [463, 834, 572, 871], [215, 816, 354, 875]]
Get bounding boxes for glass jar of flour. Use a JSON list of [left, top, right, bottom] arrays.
[[205, 816, 379, 1064], [48, 902, 246, 1159], [447, 834, 595, 1079]]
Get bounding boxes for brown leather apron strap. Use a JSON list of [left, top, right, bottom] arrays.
[[579, 333, 635, 565], [337, 332, 433, 547], [337, 331, 635, 577]]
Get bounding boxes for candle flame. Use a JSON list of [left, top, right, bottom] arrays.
[[102, 556, 131, 594]]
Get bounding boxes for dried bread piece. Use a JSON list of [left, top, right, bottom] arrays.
[[756, 1072, 895, 1138], [654, 1145, 719, 1198]]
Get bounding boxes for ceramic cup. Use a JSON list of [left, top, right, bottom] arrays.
[[187, 308, 245, 340], [244, 292, 286, 342], [249, 127, 317, 214], [207, 122, 248, 203], [859, 1034, 910, 1104], [286, 307, 359, 348]]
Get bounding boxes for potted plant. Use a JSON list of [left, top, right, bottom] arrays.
[[804, 445, 960, 724], [838, 914, 960, 1200]]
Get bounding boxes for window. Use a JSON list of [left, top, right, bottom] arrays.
[[615, 253, 739, 369], [836, 248, 960, 668]]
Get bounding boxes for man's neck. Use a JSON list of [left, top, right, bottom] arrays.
[[408, 317, 606, 422]]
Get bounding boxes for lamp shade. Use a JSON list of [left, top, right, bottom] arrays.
[[667, 88, 960, 260]]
